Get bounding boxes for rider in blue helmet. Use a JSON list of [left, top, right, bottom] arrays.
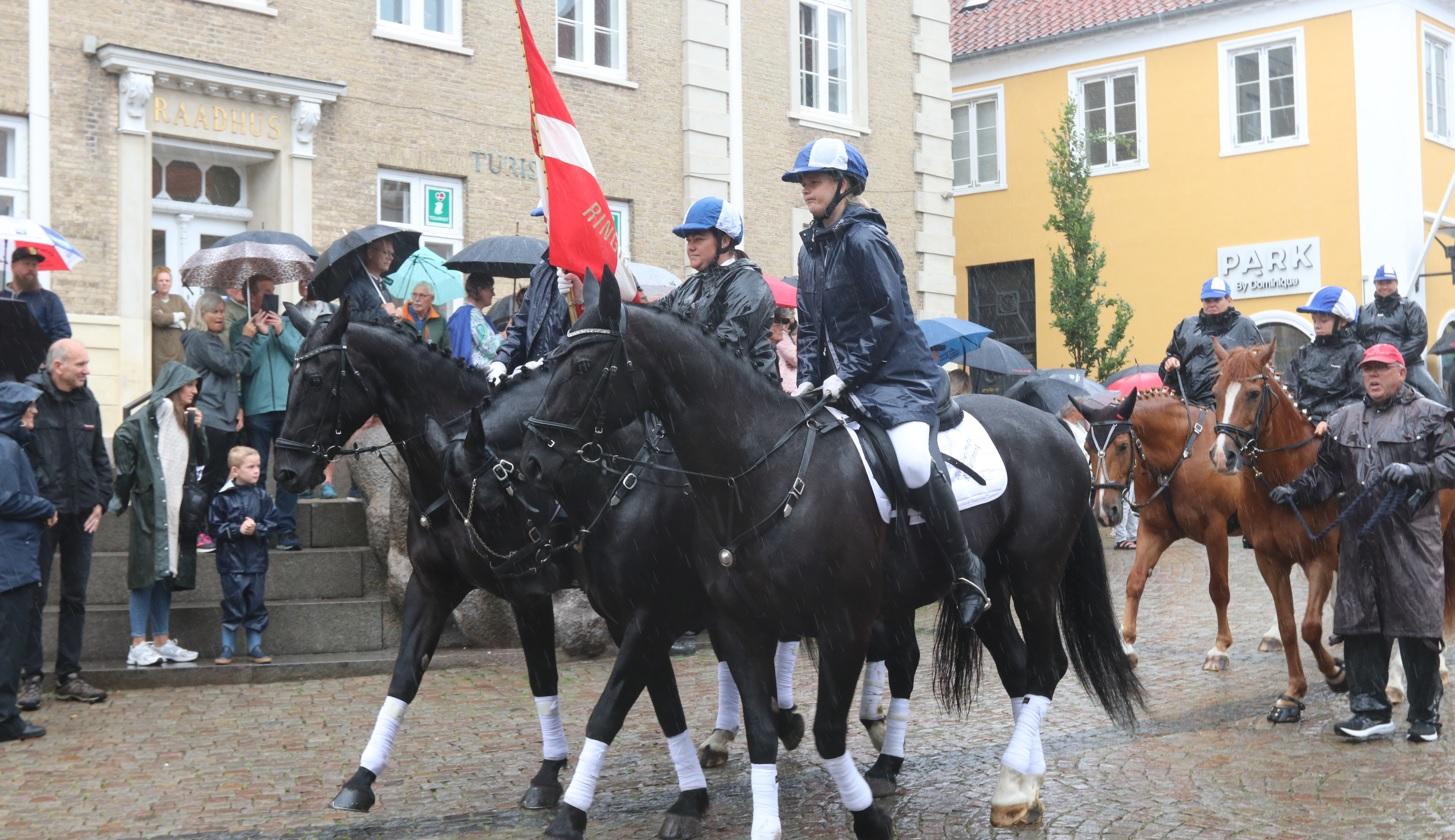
[[1357, 265, 1446, 404], [1289, 286, 1364, 435], [1160, 277, 1263, 406], [785, 138, 988, 629], [656, 196, 778, 378]]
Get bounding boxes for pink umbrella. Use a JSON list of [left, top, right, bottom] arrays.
[[1105, 370, 1164, 396], [764, 275, 797, 308]]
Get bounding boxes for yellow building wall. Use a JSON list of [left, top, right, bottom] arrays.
[[954, 12, 1361, 371], [1419, 12, 1455, 368]]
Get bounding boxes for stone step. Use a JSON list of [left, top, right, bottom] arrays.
[[92, 498, 368, 553], [47, 546, 379, 606], [43, 596, 399, 661]]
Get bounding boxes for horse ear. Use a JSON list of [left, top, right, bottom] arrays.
[[1116, 389, 1138, 421], [319, 298, 349, 344], [283, 302, 311, 336], [1256, 337, 1277, 366], [1212, 337, 1229, 362], [595, 267, 621, 330], [1068, 395, 1094, 419], [423, 416, 449, 458], [466, 404, 485, 449]]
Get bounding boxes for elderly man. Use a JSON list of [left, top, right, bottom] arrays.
[[19, 340, 111, 708], [1358, 265, 1445, 403], [1, 246, 71, 343], [1159, 277, 1263, 406], [1271, 343, 1455, 742], [340, 238, 398, 323]]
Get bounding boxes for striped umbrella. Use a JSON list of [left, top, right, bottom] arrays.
[[0, 218, 86, 271]]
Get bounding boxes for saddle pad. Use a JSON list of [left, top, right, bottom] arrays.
[[828, 407, 1009, 525]]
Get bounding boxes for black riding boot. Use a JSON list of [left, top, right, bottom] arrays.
[[910, 467, 990, 628]]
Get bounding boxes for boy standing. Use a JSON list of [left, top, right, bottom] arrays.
[[207, 446, 278, 665]]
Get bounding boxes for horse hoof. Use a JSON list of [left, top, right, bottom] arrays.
[[698, 728, 735, 768], [329, 784, 375, 812], [861, 718, 886, 752], [1258, 637, 1283, 653], [1387, 686, 1406, 706], [850, 804, 894, 840], [659, 788, 709, 839], [991, 801, 1040, 828], [521, 783, 563, 810], [1267, 703, 1302, 724], [1202, 650, 1231, 672], [864, 753, 902, 799], [544, 804, 588, 839], [776, 707, 805, 752]]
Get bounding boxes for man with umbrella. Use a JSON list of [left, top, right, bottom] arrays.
[[1, 247, 70, 342], [341, 239, 400, 322], [1159, 277, 1262, 406], [309, 226, 417, 325], [486, 206, 588, 385]]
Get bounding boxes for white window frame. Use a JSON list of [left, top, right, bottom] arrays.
[[951, 85, 1006, 195], [555, 0, 634, 88], [608, 198, 631, 259], [788, 0, 869, 135], [188, 0, 277, 16], [1217, 28, 1307, 158], [376, 168, 465, 258], [1068, 58, 1148, 176], [0, 115, 29, 219], [1425, 23, 1455, 148], [374, 0, 472, 56]]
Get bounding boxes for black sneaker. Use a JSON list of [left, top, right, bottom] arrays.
[[1408, 720, 1441, 743], [55, 674, 107, 704], [17, 675, 41, 711], [276, 532, 303, 552], [0, 719, 46, 742], [1334, 714, 1394, 741]]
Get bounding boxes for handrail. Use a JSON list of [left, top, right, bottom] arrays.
[[122, 391, 149, 418]]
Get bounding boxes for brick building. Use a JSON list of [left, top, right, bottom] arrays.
[[2, 0, 954, 429]]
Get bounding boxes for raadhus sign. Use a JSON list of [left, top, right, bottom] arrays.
[[1216, 237, 1321, 300]]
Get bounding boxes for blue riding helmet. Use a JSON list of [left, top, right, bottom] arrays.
[[1296, 286, 1359, 323], [672, 196, 744, 246], [781, 138, 869, 186], [529, 202, 545, 218], [1200, 276, 1233, 300], [1372, 264, 1398, 282]]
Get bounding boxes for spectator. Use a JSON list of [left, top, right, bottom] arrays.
[[150, 266, 189, 379], [400, 282, 450, 347], [0, 382, 55, 742], [340, 238, 398, 322], [1, 246, 70, 342], [18, 339, 112, 709], [183, 291, 261, 553], [947, 368, 971, 397], [771, 308, 798, 394], [486, 285, 525, 332], [294, 274, 335, 327], [232, 275, 302, 552], [449, 274, 502, 370], [208, 445, 280, 665], [222, 286, 249, 350], [109, 361, 206, 667]]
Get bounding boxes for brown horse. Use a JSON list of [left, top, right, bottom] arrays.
[[1073, 388, 1243, 672]]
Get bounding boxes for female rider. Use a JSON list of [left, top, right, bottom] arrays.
[[785, 138, 988, 629], [1288, 286, 1364, 437]]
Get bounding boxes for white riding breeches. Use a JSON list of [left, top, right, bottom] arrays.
[[887, 421, 933, 490]]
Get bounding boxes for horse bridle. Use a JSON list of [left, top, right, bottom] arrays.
[[1086, 419, 1133, 500], [276, 338, 380, 462], [1088, 405, 1206, 513], [444, 429, 568, 580], [1211, 370, 1316, 482]]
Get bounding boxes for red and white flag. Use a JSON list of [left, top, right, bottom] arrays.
[[515, 0, 636, 302]]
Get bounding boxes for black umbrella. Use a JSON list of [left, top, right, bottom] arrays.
[[961, 338, 1036, 376], [0, 299, 48, 381], [209, 229, 319, 259], [445, 235, 547, 279], [311, 225, 421, 302], [1004, 371, 1114, 415]]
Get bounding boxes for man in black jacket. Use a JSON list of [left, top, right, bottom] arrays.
[[1357, 264, 1445, 403], [1160, 277, 1264, 406], [19, 339, 111, 708]]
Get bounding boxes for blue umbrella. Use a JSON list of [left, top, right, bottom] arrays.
[[386, 248, 465, 302], [917, 316, 993, 357]]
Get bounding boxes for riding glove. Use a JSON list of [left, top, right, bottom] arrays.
[[486, 360, 508, 386], [556, 270, 575, 297], [821, 375, 847, 401], [1268, 485, 1296, 506], [790, 381, 815, 398], [1381, 462, 1416, 486]]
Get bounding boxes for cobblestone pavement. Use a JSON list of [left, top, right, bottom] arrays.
[[5, 539, 1455, 839]]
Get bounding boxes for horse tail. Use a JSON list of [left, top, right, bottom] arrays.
[[1059, 507, 1146, 729], [932, 586, 985, 715]]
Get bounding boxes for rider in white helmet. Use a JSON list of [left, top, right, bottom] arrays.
[[1289, 285, 1364, 437]]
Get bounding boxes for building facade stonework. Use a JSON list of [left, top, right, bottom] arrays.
[[3, 0, 952, 429]]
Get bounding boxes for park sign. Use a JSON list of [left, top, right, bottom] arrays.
[[1216, 236, 1321, 300]]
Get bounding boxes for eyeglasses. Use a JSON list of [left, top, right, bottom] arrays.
[[773, 317, 794, 326]]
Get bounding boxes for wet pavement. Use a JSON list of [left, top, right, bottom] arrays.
[[4, 538, 1452, 839]]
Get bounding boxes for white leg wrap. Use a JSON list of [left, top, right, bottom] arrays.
[[716, 661, 741, 732], [750, 764, 782, 840], [882, 698, 910, 758], [562, 738, 608, 812], [666, 731, 707, 792], [1009, 695, 1023, 722], [823, 752, 874, 812], [535, 695, 569, 761], [774, 641, 800, 709], [1001, 695, 1050, 776], [859, 660, 887, 720], [359, 696, 408, 776]]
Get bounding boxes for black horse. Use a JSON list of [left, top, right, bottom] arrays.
[[519, 276, 1143, 838], [273, 304, 572, 813]]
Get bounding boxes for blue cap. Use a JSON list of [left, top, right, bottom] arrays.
[[1372, 264, 1398, 282], [1200, 276, 1233, 300], [672, 196, 745, 245], [1296, 286, 1358, 322], [782, 138, 869, 185], [529, 202, 545, 218]]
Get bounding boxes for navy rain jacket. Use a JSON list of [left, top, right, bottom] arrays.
[[0, 382, 54, 594], [208, 481, 279, 575]]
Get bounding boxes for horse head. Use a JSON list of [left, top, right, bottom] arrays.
[[1072, 391, 1135, 527], [1210, 338, 1279, 475]]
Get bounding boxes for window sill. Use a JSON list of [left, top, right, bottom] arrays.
[[1426, 131, 1455, 151], [189, 0, 277, 15], [1088, 160, 1149, 177], [553, 61, 639, 89], [1219, 136, 1308, 158], [789, 110, 870, 137], [372, 24, 473, 56], [952, 182, 1007, 196]]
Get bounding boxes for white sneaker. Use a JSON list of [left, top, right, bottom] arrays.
[[153, 639, 199, 662], [127, 642, 161, 666]]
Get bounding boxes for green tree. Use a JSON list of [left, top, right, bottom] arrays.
[[1044, 99, 1133, 379]]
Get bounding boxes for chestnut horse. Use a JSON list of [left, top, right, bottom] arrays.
[[1072, 389, 1243, 671]]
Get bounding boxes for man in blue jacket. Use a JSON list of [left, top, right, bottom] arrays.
[[0, 381, 56, 742], [1, 247, 70, 343], [232, 274, 302, 552]]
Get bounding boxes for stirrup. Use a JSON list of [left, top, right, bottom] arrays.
[[955, 577, 992, 614]]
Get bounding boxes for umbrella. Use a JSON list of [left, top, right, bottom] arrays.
[[960, 338, 1035, 376], [918, 316, 993, 358], [0, 299, 48, 381], [386, 248, 465, 302], [0, 218, 85, 271], [1004, 371, 1114, 415], [180, 233, 316, 291], [1432, 326, 1455, 355], [626, 261, 681, 302], [764, 275, 797, 308], [445, 235, 547, 278], [312, 225, 421, 303], [1105, 363, 1164, 396]]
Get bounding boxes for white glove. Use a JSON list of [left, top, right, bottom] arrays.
[[790, 381, 815, 398], [522, 358, 546, 372], [172, 311, 187, 327], [556, 271, 573, 297], [486, 361, 508, 386], [821, 374, 847, 400]]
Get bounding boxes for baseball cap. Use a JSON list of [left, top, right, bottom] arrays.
[[10, 246, 45, 265], [1200, 277, 1232, 300], [1372, 265, 1399, 283], [1359, 343, 1405, 368]]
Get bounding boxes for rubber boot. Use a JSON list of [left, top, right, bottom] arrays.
[[910, 467, 989, 628]]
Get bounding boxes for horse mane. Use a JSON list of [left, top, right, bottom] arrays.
[[631, 304, 788, 399], [344, 318, 493, 408], [1219, 344, 1313, 441]]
